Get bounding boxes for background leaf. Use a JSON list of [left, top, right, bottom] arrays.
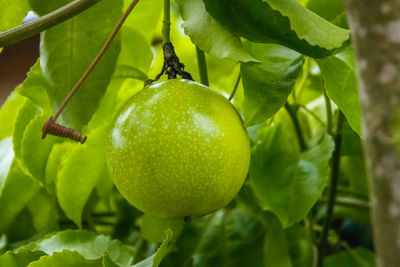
[[0, 92, 25, 140], [241, 43, 304, 127], [138, 214, 183, 244], [0, 0, 30, 33], [250, 124, 334, 227], [203, 0, 349, 58], [192, 208, 266, 267], [134, 230, 173, 267], [177, 0, 255, 62], [0, 160, 41, 233], [28, 250, 103, 267], [324, 248, 376, 267], [263, 217, 292, 267], [317, 45, 361, 135]]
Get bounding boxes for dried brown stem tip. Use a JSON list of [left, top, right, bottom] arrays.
[[42, 117, 87, 144]]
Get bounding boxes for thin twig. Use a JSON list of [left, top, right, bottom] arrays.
[[196, 46, 209, 86], [322, 79, 333, 135], [229, 73, 241, 101], [0, 0, 101, 47], [285, 103, 307, 151], [295, 57, 310, 101], [53, 0, 140, 120], [318, 111, 345, 267]]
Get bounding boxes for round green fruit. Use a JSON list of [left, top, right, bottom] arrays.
[[106, 79, 250, 219]]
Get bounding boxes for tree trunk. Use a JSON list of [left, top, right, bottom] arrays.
[[344, 1, 400, 266]]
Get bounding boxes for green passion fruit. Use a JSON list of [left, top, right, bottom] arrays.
[[106, 79, 250, 220]]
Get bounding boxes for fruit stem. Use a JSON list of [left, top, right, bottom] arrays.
[[317, 111, 344, 267], [162, 0, 171, 43], [229, 73, 241, 101], [196, 46, 209, 86], [0, 0, 101, 48]]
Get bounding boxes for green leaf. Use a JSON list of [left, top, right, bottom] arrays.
[[16, 60, 52, 111], [250, 124, 334, 227], [0, 247, 45, 267], [317, 45, 361, 135], [39, 0, 122, 129], [138, 214, 184, 243], [203, 0, 349, 58], [12, 98, 40, 160], [28, 250, 103, 267], [27, 189, 57, 232], [45, 142, 73, 185], [263, 218, 292, 267], [0, 0, 30, 33], [0, 138, 14, 189], [21, 112, 59, 183], [192, 209, 265, 267], [0, 92, 25, 140], [0, 160, 41, 233], [26, 230, 134, 265], [241, 43, 304, 127], [134, 230, 173, 267], [57, 125, 109, 227], [177, 0, 256, 62], [263, 0, 349, 49], [324, 248, 376, 267]]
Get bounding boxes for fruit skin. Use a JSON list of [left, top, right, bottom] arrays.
[[106, 79, 250, 219]]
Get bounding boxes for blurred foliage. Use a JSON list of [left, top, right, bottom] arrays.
[[0, 0, 373, 266]]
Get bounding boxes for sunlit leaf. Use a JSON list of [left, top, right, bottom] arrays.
[[0, 0, 30, 33], [203, 0, 349, 58], [57, 125, 109, 227], [177, 0, 256, 62], [21, 112, 59, 183], [0, 92, 25, 140], [26, 230, 134, 265], [12, 98, 40, 160], [16, 60, 52, 111]]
